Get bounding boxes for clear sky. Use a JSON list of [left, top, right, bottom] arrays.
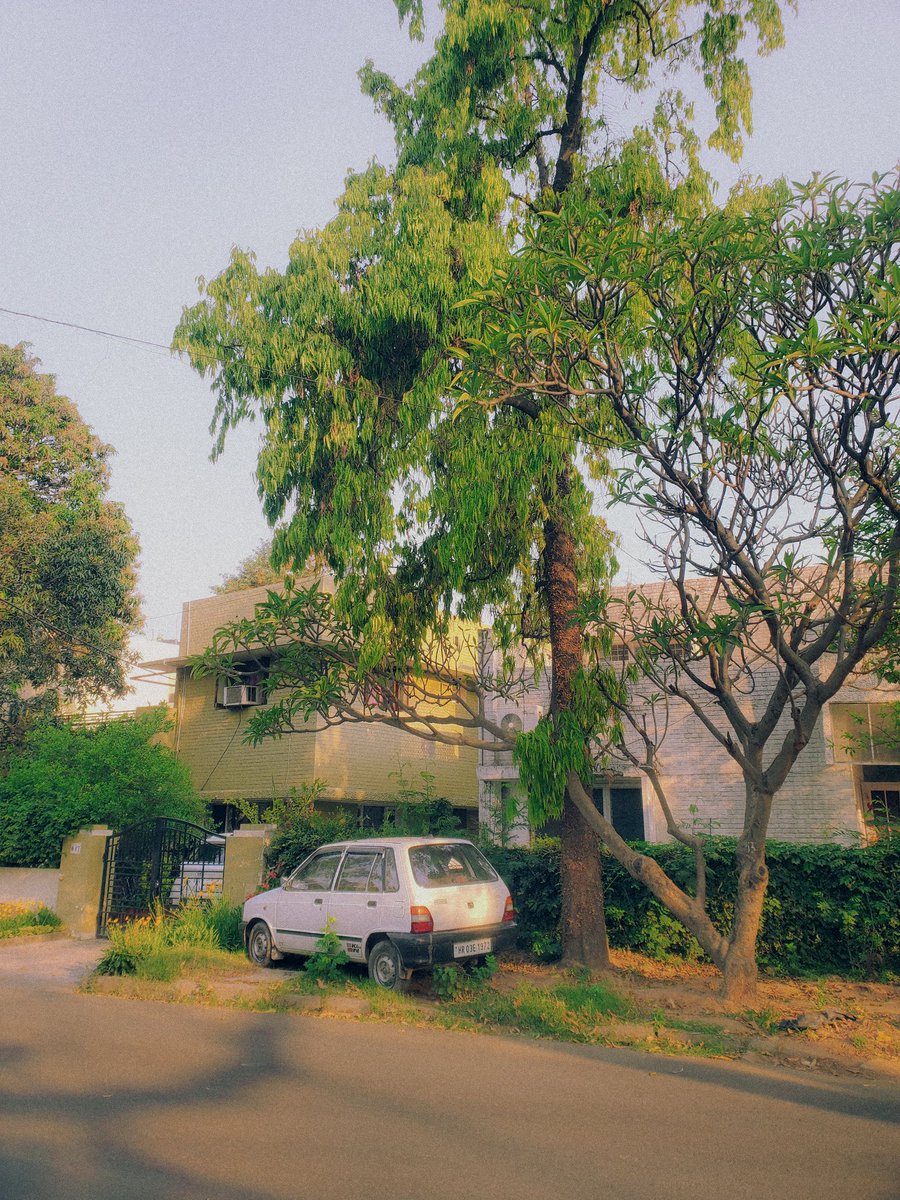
[[1, 1, 897, 636]]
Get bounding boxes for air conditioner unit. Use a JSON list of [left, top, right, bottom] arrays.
[[221, 684, 260, 708]]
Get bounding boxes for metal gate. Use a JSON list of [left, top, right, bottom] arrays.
[[98, 817, 225, 934]]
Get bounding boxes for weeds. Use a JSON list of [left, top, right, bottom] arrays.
[[303, 919, 349, 985], [0, 902, 62, 939], [95, 900, 245, 978]]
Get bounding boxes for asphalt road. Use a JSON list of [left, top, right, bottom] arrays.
[[0, 965, 898, 1200]]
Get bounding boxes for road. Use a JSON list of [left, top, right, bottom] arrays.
[[0, 965, 897, 1199]]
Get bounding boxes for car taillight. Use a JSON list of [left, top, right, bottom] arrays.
[[502, 895, 515, 922], [410, 905, 433, 934]]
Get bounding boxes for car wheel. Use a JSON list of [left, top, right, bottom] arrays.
[[367, 939, 410, 992], [246, 921, 274, 968]]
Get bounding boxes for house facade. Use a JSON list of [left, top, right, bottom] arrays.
[[476, 640, 900, 848], [145, 581, 899, 847], [143, 585, 480, 832]]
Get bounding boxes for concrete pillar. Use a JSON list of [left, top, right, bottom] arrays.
[[222, 824, 274, 906], [56, 826, 112, 938]]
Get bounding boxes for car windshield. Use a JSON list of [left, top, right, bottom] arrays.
[[408, 843, 498, 888]]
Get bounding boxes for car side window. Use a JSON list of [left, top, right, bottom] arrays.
[[335, 851, 381, 893], [383, 848, 400, 893], [290, 850, 343, 892]]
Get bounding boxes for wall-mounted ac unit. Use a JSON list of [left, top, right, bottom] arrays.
[[221, 684, 261, 708]]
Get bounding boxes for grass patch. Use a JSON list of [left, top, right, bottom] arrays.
[[0, 902, 62, 939], [95, 900, 245, 978], [438, 981, 638, 1044]]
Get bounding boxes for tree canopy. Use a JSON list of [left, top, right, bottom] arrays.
[[212, 539, 281, 594], [0, 344, 139, 745], [0, 707, 205, 868]]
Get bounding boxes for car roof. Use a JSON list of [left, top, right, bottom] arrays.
[[313, 836, 475, 852]]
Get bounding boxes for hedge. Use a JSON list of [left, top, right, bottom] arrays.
[[482, 838, 900, 977]]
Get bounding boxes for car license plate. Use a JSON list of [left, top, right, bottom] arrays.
[[453, 938, 492, 959]]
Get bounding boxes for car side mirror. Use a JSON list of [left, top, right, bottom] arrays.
[[281, 876, 292, 890]]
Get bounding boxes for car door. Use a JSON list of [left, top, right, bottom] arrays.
[[326, 847, 405, 960], [275, 848, 344, 955]]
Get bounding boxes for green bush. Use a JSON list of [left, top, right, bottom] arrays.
[[95, 899, 245, 977], [0, 707, 206, 867], [482, 838, 900, 977], [261, 776, 462, 880]]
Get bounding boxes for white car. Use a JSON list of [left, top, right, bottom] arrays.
[[241, 836, 517, 990]]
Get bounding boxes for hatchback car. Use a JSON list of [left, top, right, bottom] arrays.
[[241, 837, 516, 989]]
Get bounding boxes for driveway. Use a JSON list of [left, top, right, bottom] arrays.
[[0, 934, 103, 989], [1, 968, 897, 1200]]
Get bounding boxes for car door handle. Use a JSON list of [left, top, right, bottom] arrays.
[[367, 900, 377, 908], [314, 898, 324, 905]]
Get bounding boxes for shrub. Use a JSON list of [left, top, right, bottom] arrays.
[[0, 707, 206, 867], [0, 902, 62, 939], [95, 900, 244, 977], [303, 918, 349, 984], [481, 838, 900, 976]]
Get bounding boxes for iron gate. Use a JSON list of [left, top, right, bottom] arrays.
[[98, 817, 225, 934]]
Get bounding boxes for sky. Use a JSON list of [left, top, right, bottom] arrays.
[[1, 1, 897, 640]]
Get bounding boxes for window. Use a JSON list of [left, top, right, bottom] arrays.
[[335, 850, 383, 893], [408, 843, 498, 888], [592, 782, 646, 841], [289, 850, 343, 891], [859, 765, 900, 837], [830, 703, 900, 764]]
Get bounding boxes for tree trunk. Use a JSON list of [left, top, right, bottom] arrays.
[[721, 788, 773, 1005], [560, 790, 610, 969], [545, 474, 610, 970]]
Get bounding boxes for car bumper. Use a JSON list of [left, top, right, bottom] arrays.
[[389, 922, 517, 970]]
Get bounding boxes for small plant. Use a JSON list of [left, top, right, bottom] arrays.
[[743, 1007, 781, 1034], [303, 918, 349, 985], [0, 902, 62, 939], [432, 963, 465, 1002]]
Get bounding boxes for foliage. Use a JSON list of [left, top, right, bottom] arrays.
[[482, 839, 900, 976], [212, 539, 283, 594], [0, 902, 61, 939], [95, 899, 244, 977], [432, 953, 497, 1002], [303, 917, 350, 984], [0, 344, 139, 747], [260, 775, 462, 878], [0, 707, 206, 867], [258, 782, 352, 878]]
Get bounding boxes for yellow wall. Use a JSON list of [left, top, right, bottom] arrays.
[[172, 588, 479, 808]]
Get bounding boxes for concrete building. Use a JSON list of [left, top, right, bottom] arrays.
[[142, 585, 479, 832]]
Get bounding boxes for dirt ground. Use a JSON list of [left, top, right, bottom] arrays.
[[491, 949, 900, 1080]]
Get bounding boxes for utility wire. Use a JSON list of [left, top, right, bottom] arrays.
[[0, 305, 178, 353]]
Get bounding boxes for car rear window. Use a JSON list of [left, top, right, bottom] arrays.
[[408, 843, 498, 888]]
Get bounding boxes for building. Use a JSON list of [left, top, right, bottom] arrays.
[[145, 580, 899, 847], [477, 587, 900, 847], [142, 585, 479, 832]]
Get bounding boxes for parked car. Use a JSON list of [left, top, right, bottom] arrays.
[[241, 837, 516, 990], [169, 835, 225, 904]]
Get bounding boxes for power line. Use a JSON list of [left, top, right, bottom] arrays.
[[0, 305, 178, 354]]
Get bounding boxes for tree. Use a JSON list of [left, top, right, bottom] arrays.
[[456, 175, 900, 1001], [176, 1, 788, 968], [0, 344, 139, 746], [0, 707, 206, 867], [212, 539, 281, 594]]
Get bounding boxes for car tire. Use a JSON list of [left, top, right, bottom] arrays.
[[367, 939, 410, 992], [246, 921, 275, 968]]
